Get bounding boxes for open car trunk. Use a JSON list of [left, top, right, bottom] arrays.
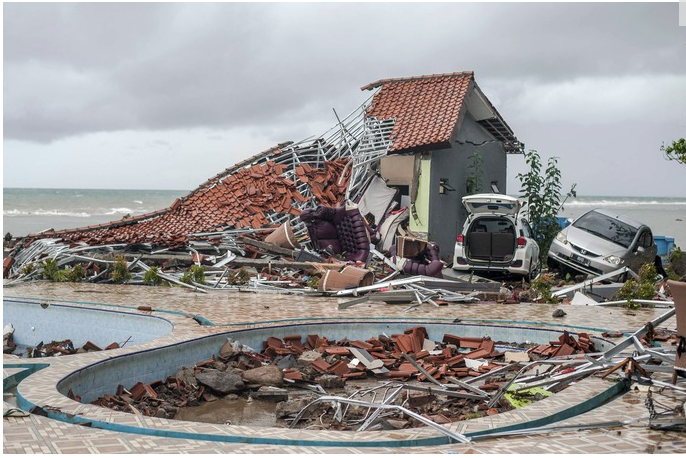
[[466, 217, 516, 262]]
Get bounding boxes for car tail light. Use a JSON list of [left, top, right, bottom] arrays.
[[517, 237, 527, 248], [457, 234, 464, 245]]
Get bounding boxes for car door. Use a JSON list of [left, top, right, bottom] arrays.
[[521, 219, 540, 267], [631, 229, 657, 271]]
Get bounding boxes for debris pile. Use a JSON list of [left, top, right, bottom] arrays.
[[85, 328, 597, 429], [3, 324, 16, 354], [2, 102, 404, 293], [4, 337, 127, 358]]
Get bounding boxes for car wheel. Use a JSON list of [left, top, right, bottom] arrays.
[[546, 257, 559, 270], [527, 260, 542, 282]]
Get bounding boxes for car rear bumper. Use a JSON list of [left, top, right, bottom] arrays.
[[452, 257, 529, 275]]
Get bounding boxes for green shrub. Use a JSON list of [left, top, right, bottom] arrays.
[[41, 258, 66, 282], [306, 275, 320, 289], [111, 255, 132, 283], [227, 268, 251, 285], [65, 264, 86, 282], [616, 263, 659, 309], [143, 266, 163, 286], [21, 262, 35, 276], [517, 150, 577, 266], [530, 273, 560, 304], [465, 151, 484, 195], [181, 265, 206, 285]]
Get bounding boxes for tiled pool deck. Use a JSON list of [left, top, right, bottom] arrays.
[[3, 282, 686, 454]]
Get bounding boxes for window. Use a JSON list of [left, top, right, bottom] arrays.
[[572, 210, 637, 248], [521, 219, 533, 238]]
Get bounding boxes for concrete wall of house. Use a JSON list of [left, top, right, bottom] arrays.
[[427, 113, 508, 260]]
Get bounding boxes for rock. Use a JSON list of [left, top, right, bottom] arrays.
[[227, 367, 245, 377], [517, 290, 533, 303], [202, 391, 219, 402], [314, 374, 345, 389], [383, 419, 410, 430], [297, 350, 322, 366], [276, 354, 299, 370], [242, 365, 283, 387], [195, 369, 245, 394], [407, 392, 435, 408], [175, 367, 197, 387], [224, 393, 239, 401], [219, 339, 241, 360], [253, 386, 289, 402], [552, 309, 567, 318], [504, 351, 530, 363], [212, 361, 227, 371], [275, 397, 315, 419]]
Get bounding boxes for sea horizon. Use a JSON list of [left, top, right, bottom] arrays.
[[5, 186, 686, 200], [3, 187, 685, 245]]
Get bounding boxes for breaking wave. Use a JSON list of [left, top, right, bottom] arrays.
[[3, 209, 92, 218], [4, 207, 148, 218], [564, 199, 686, 207], [104, 207, 135, 215]]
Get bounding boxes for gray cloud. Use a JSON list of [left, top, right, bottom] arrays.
[[3, 2, 686, 198], [5, 2, 685, 144]]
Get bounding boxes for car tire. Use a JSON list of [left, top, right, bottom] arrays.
[[547, 257, 559, 270], [527, 260, 542, 282]]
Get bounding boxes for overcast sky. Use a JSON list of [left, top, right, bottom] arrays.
[[4, 2, 686, 197]]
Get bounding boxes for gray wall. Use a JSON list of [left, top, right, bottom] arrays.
[[428, 113, 508, 260]]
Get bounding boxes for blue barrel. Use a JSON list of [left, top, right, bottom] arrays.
[[556, 217, 571, 229], [654, 236, 675, 257]]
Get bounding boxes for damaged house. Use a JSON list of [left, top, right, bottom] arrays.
[[4, 71, 523, 281], [364, 72, 523, 257]]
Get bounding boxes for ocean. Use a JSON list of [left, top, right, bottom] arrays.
[[3, 189, 686, 248], [2, 188, 188, 238]]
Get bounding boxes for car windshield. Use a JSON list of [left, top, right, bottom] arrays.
[[572, 210, 637, 248]]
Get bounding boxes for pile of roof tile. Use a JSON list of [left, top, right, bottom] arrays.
[[16, 148, 351, 250], [528, 330, 596, 358], [267, 327, 507, 386], [22, 339, 121, 358], [294, 159, 351, 207]]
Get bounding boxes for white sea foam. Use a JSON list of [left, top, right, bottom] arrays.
[[104, 207, 134, 215], [4, 207, 152, 218], [3, 209, 92, 218], [133, 200, 143, 204], [564, 199, 686, 207]]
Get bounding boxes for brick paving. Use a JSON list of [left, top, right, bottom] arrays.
[[3, 281, 685, 454]]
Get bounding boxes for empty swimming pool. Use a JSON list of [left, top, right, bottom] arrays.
[[3, 299, 174, 356]]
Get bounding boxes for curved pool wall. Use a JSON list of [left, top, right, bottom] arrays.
[[58, 320, 614, 404], [3, 299, 174, 352]]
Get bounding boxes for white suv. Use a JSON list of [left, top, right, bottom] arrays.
[[452, 194, 541, 280]]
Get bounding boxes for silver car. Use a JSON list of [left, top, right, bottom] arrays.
[[547, 208, 657, 277]]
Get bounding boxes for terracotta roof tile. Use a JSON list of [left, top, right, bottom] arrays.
[[24, 142, 354, 248], [363, 71, 474, 153]]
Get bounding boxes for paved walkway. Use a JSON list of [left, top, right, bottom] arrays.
[[3, 282, 685, 454]]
